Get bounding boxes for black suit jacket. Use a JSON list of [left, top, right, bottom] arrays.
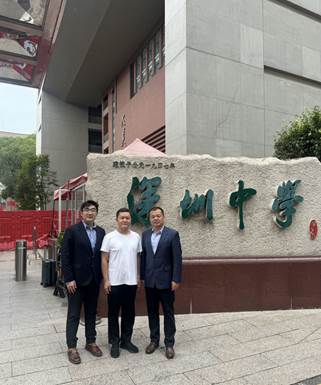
[[61, 222, 105, 286], [140, 226, 182, 289]]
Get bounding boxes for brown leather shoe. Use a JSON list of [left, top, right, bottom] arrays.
[[68, 348, 81, 364], [145, 341, 159, 354], [165, 347, 175, 359], [85, 343, 103, 357]]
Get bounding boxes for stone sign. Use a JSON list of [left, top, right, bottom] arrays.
[[86, 153, 321, 259]]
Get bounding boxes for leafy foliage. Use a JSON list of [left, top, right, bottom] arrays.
[[274, 107, 321, 161], [16, 155, 57, 210], [0, 134, 36, 199]]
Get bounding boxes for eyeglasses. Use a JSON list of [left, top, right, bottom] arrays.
[[82, 207, 97, 213]]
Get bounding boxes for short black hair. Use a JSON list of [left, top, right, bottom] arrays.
[[116, 207, 131, 219], [80, 200, 99, 212], [149, 206, 164, 216]]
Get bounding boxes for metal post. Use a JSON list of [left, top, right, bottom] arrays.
[[15, 240, 27, 281]]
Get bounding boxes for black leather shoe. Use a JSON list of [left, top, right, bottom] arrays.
[[165, 346, 175, 359], [145, 341, 159, 354], [110, 344, 120, 358], [120, 341, 139, 353]]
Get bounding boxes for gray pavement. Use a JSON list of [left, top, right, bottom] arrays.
[[1, 250, 321, 385]]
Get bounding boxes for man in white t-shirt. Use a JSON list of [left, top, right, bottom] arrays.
[[101, 207, 142, 358]]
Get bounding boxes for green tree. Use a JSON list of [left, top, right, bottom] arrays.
[[0, 134, 35, 199], [16, 155, 57, 210], [274, 107, 321, 161]]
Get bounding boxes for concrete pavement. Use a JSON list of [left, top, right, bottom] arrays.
[[1, 250, 321, 385]]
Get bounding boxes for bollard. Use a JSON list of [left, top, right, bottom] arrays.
[[15, 240, 27, 281]]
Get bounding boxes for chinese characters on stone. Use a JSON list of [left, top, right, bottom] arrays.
[[271, 180, 304, 229], [126, 175, 304, 229], [113, 160, 175, 169], [229, 180, 257, 230], [127, 176, 161, 226]]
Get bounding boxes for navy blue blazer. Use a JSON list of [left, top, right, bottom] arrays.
[[140, 226, 182, 289], [61, 222, 105, 286]]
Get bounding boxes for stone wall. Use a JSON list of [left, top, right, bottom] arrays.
[[87, 153, 321, 259]]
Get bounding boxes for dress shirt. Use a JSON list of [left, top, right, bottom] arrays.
[[151, 227, 163, 254], [82, 220, 96, 253]]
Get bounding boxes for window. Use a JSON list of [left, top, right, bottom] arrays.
[[148, 39, 155, 78], [102, 94, 108, 110], [88, 106, 102, 124], [142, 47, 148, 84], [103, 115, 109, 142], [136, 55, 142, 89], [155, 30, 161, 70], [130, 24, 164, 97], [88, 128, 102, 153]]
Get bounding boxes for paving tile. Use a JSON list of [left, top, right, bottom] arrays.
[[12, 333, 61, 350], [0, 342, 63, 364], [0, 362, 11, 379], [280, 327, 319, 344], [66, 370, 135, 385], [185, 320, 257, 341], [128, 351, 218, 384], [141, 373, 195, 385], [0, 340, 12, 353], [244, 356, 321, 385], [211, 334, 294, 362], [12, 353, 67, 376], [0, 366, 71, 385], [68, 354, 131, 380], [175, 314, 212, 330], [0, 325, 56, 341], [176, 333, 238, 355], [185, 354, 276, 384], [262, 339, 321, 366]]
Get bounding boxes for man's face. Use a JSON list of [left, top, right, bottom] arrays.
[[149, 209, 165, 229], [80, 205, 97, 225], [116, 212, 131, 232]]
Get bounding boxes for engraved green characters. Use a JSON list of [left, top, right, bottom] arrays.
[[271, 180, 304, 229], [180, 189, 214, 221], [229, 180, 257, 230], [127, 176, 162, 226]]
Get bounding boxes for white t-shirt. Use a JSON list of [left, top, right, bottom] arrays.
[[100, 230, 142, 285]]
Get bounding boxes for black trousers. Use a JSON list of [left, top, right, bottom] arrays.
[[66, 278, 100, 349], [145, 287, 176, 347], [108, 284, 137, 345]]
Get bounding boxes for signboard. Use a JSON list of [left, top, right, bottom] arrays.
[[86, 154, 321, 259]]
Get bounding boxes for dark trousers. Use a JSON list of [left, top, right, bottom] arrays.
[[108, 284, 137, 345], [66, 278, 100, 349], [145, 287, 176, 347]]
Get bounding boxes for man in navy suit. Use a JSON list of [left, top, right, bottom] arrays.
[[140, 207, 182, 359], [61, 200, 105, 364]]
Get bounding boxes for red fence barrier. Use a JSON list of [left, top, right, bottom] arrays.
[[0, 210, 72, 251]]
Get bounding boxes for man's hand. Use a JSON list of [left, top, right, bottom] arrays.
[[137, 280, 144, 290], [104, 279, 112, 294], [171, 281, 180, 291], [66, 280, 77, 294]]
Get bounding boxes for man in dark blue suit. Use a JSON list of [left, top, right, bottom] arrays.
[[61, 200, 105, 364], [140, 207, 182, 359]]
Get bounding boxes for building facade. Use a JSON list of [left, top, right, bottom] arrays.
[[37, 0, 321, 183]]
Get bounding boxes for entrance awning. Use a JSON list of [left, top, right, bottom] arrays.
[[0, 0, 65, 88]]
